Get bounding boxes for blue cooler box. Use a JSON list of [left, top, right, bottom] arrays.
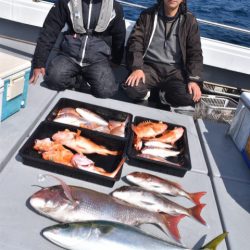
[[0, 52, 31, 122]]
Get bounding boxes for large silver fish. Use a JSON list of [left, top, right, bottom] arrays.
[[54, 113, 88, 127], [75, 108, 108, 126], [29, 177, 184, 241], [111, 186, 206, 225], [126, 172, 206, 205], [42, 221, 187, 250]]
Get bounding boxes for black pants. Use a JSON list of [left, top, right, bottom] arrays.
[[45, 54, 118, 98], [123, 62, 195, 107]]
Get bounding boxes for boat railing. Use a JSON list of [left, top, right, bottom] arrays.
[[118, 0, 250, 35]]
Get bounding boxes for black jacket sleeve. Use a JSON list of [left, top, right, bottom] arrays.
[[185, 14, 203, 83], [108, 1, 126, 65], [126, 8, 154, 71], [32, 1, 68, 68]]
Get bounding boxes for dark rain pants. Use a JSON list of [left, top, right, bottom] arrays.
[[45, 54, 118, 98], [122, 62, 195, 107]]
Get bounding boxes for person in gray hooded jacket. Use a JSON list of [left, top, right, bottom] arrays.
[[30, 0, 126, 98], [123, 0, 203, 107]]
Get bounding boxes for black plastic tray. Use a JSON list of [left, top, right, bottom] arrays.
[[45, 98, 132, 140], [19, 122, 126, 187], [127, 116, 191, 177]]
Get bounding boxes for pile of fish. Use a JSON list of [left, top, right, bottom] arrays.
[[111, 172, 207, 226], [30, 175, 185, 248], [33, 129, 123, 178], [28, 174, 227, 250], [131, 121, 185, 166], [53, 107, 128, 137]]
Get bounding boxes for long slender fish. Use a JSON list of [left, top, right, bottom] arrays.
[[29, 177, 184, 241], [43, 221, 187, 250], [144, 141, 174, 149], [111, 186, 206, 225], [141, 147, 180, 158], [126, 172, 206, 205], [76, 108, 108, 126], [137, 153, 182, 167], [54, 113, 88, 127]]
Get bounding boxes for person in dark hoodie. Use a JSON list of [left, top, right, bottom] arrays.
[[123, 0, 203, 107], [30, 0, 126, 98]]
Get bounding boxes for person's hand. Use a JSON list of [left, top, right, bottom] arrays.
[[125, 69, 145, 87], [188, 81, 201, 102], [29, 67, 46, 84]]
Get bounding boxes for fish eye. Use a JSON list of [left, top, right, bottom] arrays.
[[61, 224, 70, 229]]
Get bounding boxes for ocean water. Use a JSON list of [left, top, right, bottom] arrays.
[[123, 0, 250, 47]]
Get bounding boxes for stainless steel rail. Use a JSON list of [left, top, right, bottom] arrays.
[[117, 0, 250, 35], [0, 34, 36, 46]]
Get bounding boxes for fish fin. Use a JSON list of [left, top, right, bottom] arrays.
[[76, 130, 81, 137], [160, 213, 186, 242], [201, 232, 228, 250], [189, 192, 207, 205], [109, 157, 126, 178], [189, 203, 206, 225], [42, 174, 76, 205], [131, 124, 138, 135]]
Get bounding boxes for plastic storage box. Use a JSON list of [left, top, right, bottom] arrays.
[[19, 122, 126, 187], [45, 98, 133, 140], [228, 92, 250, 167], [194, 94, 238, 123], [127, 116, 191, 177], [0, 52, 30, 121]]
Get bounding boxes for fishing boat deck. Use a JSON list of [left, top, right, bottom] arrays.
[[0, 57, 249, 249], [0, 27, 250, 249]]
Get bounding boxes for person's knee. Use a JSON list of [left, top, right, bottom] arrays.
[[93, 84, 118, 98], [164, 92, 194, 107], [45, 70, 67, 90]]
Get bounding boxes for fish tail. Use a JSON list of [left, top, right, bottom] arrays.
[[160, 213, 186, 242], [189, 203, 206, 225], [109, 157, 126, 178], [201, 232, 228, 250], [189, 191, 207, 204]]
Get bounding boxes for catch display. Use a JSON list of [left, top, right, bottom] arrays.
[[29, 177, 184, 241], [46, 98, 133, 138], [127, 116, 191, 177]]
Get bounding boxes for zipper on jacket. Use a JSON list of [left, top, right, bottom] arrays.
[[143, 12, 158, 58], [80, 0, 93, 66]]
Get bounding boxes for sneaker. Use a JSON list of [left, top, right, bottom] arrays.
[[142, 90, 151, 100]]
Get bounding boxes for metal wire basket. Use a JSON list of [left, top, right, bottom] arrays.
[[203, 81, 250, 99], [194, 95, 238, 123]]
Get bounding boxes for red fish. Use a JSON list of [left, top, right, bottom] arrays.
[[126, 172, 206, 205], [52, 129, 119, 156]]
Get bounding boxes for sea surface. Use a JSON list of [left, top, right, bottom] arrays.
[[48, 0, 250, 47], [123, 0, 250, 47]]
